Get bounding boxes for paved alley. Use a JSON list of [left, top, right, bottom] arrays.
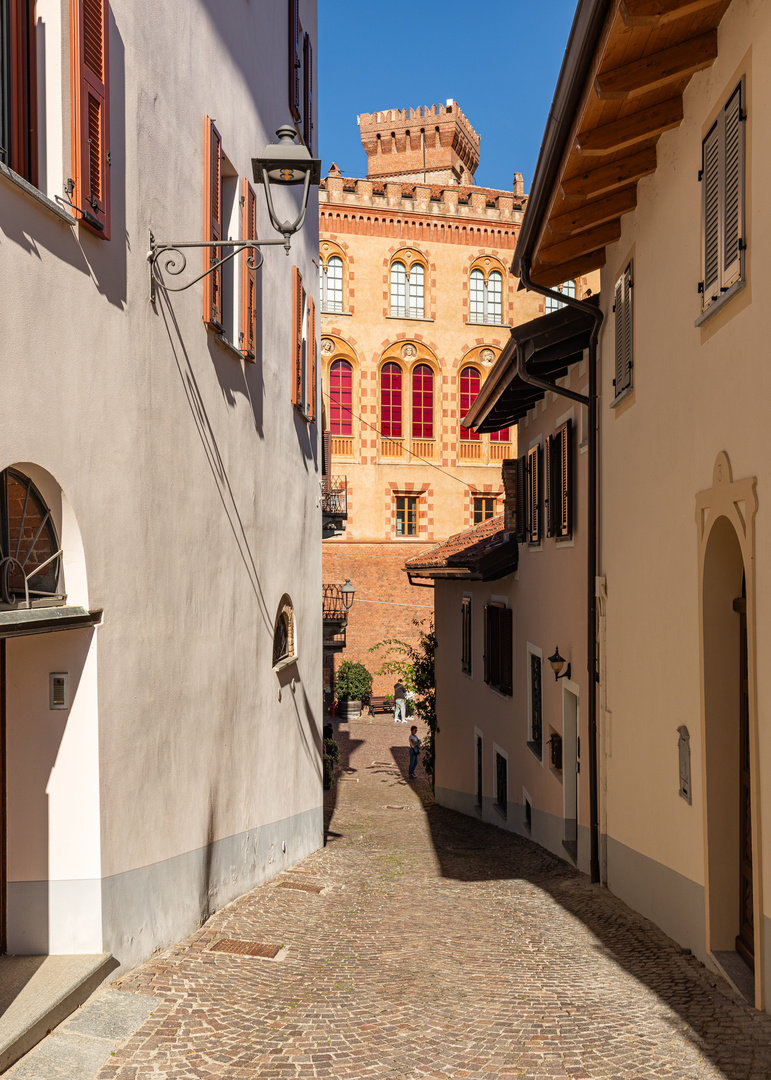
[[39, 716, 771, 1078]]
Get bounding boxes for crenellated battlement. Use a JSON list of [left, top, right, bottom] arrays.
[[358, 100, 482, 185]]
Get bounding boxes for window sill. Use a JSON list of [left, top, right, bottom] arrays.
[[461, 667, 473, 679], [527, 740, 543, 765], [273, 653, 299, 674], [392, 535, 427, 542], [465, 321, 510, 329], [386, 314, 434, 323], [0, 164, 76, 228], [486, 683, 511, 699], [610, 384, 633, 409], [210, 330, 246, 362], [694, 277, 746, 327], [321, 308, 353, 318]]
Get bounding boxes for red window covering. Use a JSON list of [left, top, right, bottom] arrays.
[[459, 367, 481, 441], [381, 363, 403, 439], [71, 0, 110, 236], [289, 0, 301, 121], [203, 116, 223, 328], [330, 360, 353, 436], [291, 266, 304, 407], [241, 178, 257, 360], [412, 364, 434, 439], [490, 428, 510, 442]]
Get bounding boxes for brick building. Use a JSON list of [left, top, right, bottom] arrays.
[[320, 102, 594, 698]]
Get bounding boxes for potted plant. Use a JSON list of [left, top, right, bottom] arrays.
[[334, 660, 373, 720]]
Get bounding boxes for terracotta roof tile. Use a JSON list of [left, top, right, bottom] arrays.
[[405, 514, 506, 570]]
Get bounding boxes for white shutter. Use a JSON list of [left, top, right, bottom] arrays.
[[722, 83, 744, 290]]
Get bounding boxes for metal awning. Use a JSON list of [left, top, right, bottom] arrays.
[[0, 606, 103, 639], [463, 299, 598, 434]]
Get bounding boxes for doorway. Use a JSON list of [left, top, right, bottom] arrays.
[[735, 580, 753, 969], [563, 687, 578, 859]]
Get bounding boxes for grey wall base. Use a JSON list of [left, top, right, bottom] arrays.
[[102, 805, 323, 972]]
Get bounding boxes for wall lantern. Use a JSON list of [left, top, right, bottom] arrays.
[[548, 646, 571, 682], [341, 578, 356, 612], [148, 124, 321, 301]]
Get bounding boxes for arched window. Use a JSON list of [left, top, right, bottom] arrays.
[[459, 367, 481, 441], [0, 468, 62, 606], [329, 359, 353, 436], [380, 362, 403, 438], [390, 260, 425, 318], [412, 364, 434, 439], [272, 596, 296, 668], [320, 255, 344, 312], [469, 267, 503, 324], [545, 279, 577, 314]]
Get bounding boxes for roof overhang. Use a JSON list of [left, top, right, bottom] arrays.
[[463, 299, 598, 433], [0, 606, 102, 639], [512, 0, 732, 286], [405, 536, 519, 582]]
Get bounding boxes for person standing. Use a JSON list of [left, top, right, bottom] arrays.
[[393, 680, 407, 723], [409, 726, 421, 778]]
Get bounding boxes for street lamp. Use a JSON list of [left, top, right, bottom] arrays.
[[548, 646, 571, 682], [341, 578, 356, 612], [148, 123, 321, 300]]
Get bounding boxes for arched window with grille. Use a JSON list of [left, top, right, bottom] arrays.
[[380, 362, 403, 438], [319, 255, 344, 312], [545, 279, 577, 314], [469, 266, 503, 324], [459, 367, 481, 441], [411, 364, 434, 439], [0, 468, 63, 606], [329, 359, 353, 436], [390, 259, 425, 318]]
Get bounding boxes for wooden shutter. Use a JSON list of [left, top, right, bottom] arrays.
[[499, 607, 513, 696], [289, 0, 301, 122], [308, 295, 317, 421], [303, 32, 313, 153], [613, 263, 633, 396], [72, 0, 110, 236], [527, 445, 540, 545], [321, 431, 331, 485], [545, 433, 554, 539], [701, 121, 720, 305], [722, 83, 744, 291], [292, 266, 304, 408], [558, 419, 572, 539], [240, 178, 257, 360], [203, 117, 223, 329], [515, 456, 527, 543], [483, 604, 490, 684]]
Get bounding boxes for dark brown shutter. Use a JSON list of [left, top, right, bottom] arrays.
[[500, 607, 513, 696], [303, 32, 313, 152], [545, 433, 554, 538], [559, 419, 572, 538], [483, 604, 490, 684], [722, 83, 744, 290], [702, 122, 720, 305], [289, 0, 301, 122], [322, 431, 331, 484], [528, 445, 541, 545], [515, 456, 527, 543], [613, 264, 633, 395]]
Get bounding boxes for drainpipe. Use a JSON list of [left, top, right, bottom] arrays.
[[518, 258, 603, 886]]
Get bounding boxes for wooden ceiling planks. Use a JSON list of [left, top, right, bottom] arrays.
[[530, 0, 732, 287]]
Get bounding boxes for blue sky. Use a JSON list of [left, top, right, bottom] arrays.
[[318, 0, 579, 192]]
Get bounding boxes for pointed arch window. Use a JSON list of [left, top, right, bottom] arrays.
[[390, 260, 425, 318], [0, 469, 63, 607], [329, 359, 353, 436], [412, 364, 434, 439], [470, 268, 503, 324], [380, 362, 403, 438], [459, 366, 481, 441]]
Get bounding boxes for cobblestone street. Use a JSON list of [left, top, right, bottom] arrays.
[[88, 715, 771, 1079]]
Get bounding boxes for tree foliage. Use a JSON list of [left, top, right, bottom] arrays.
[[334, 659, 373, 702]]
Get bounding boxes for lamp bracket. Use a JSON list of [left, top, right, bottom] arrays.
[[147, 232, 290, 304]]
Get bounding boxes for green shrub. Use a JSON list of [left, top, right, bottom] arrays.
[[323, 754, 335, 790], [334, 660, 373, 702], [324, 737, 340, 763]]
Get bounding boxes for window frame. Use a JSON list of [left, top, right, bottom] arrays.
[[329, 358, 353, 436], [473, 496, 495, 524], [380, 361, 403, 439], [71, 0, 111, 237], [527, 647, 543, 761], [319, 254, 344, 313], [483, 602, 512, 696], [291, 266, 317, 422], [545, 419, 572, 540], [611, 261, 633, 405], [395, 494, 418, 537], [459, 365, 481, 442], [389, 254, 427, 319], [411, 363, 434, 440], [544, 279, 576, 315], [461, 596, 472, 676], [527, 444, 541, 545], [493, 745, 508, 818], [468, 262, 505, 326]]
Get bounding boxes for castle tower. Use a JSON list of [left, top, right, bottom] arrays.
[[358, 100, 480, 185]]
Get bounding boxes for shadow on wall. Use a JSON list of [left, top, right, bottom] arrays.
[[394, 773, 769, 1080]]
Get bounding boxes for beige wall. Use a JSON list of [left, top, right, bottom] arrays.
[[596, 0, 770, 1007]]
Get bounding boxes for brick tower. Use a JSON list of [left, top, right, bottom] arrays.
[[359, 100, 480, 185]]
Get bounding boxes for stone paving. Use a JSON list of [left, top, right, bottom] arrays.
[[91, 714, 771, 1079]]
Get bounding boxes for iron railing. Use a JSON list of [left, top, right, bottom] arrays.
[[322, 476, 347, 516]]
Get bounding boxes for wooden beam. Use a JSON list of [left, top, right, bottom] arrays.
[[538, 220, 621, 266], [621, 0, 723, 27], [560, 148, 657, 199], [548, 186, 637, 238], [531, 250, 607, 290], [595, 30, 717, 100], [576, 95, 683, 156]]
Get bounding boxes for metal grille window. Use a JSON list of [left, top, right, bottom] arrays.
[[380, 362, 403, 438], [613, 262, 633, 401], [699, 80, 745, 320], [395, 495, 418, 536], [473, 497, 495, 524], [320, 256, 344, 312], [495, 752, 507, 816], [459, 366, 481, 441], [411, 364, 434, 439], [0, 469, 63, 607], [470, 269, 503, 324], [545, 279, 576, 314], [329, 359, 353, 436], [461, 597, 472, 675], [529, 653, 542, 758], [484, 603, 512, 695]]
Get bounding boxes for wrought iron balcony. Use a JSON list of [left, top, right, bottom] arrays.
[[322, 476, 347, 536], [323, 582, 348, 652]]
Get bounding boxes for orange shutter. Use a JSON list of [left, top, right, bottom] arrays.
[[241, 178, 257, 360], [308, 296, 317, 421], [292, 267, 304, 407], [303, 32, 313, 152], [203, 117, 223, 329], [289, 0, 301, 121], [71, 0, 110, 237]]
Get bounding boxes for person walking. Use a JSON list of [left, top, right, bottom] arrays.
[[408, 726, 421, 778], [393, 680, 407, 723]]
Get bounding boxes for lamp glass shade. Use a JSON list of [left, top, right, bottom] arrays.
[[548, 647, 564, 677], [341, 578, 355, 610]]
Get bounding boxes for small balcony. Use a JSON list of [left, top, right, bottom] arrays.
[[323, 583, 348, 652], [322, 476, 347, 537]]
